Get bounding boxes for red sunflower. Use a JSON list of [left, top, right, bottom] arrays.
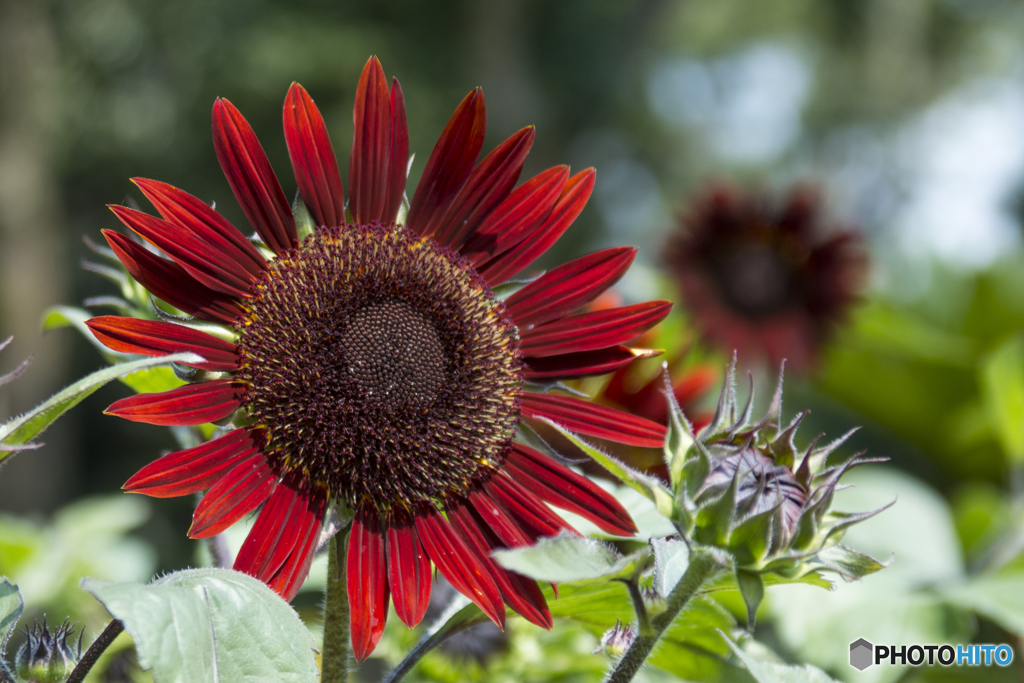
[[667, 182, 866, 371], [86, 57, 670, 661]]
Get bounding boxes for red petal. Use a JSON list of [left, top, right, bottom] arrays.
[[86, 316, 238, 372], [133, 178, 267, 276], [234, 482, 326, 591], [505, 246, 637, 328], [110, 205, 255, 299], [348, 506, 390, 663], [383, 78, 409, 222], [386, 511, 431, 628], [105, 379, 241, 426], [461, 166, 568, 266], [521, 392, 667, 448], [123, 428, 257, 498], [283, 83, 346, 228], [212, 98, 296, 253], [267, 488, 326, 602], [189, 453, 278, 538], [478, 168, 595, 286], [467, 488, 532, 549], [414, 506, 505, 628], [349, 57, 392, 224], [406, 89, 486, 238], [447, 501, 552, 629], [505, 443, 637, 536], [484, 472, 577, 539], [521, 301, 672, 358], [432, 126, 535, 250], [524, 346, 658, 382], [103, 230, 242, 324]]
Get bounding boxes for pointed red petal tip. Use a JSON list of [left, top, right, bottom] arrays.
[[383, 77, 409, 222], [104, 379, 242, 426], [505, 443, 637, 536], [523, 346, 658, 382], [101, 229, 243, 324], [85, 315, 238, 372], [131, 178, 267, 276], [520, 392, 667, 448], [406, 88, 487, 238], [348, 505, 390, 662], [415, 506, 506, 628], [462, 165, 569, 266], [479, 168, 596, 286], [234, 483, 327, 602], [520, 300, 673, 358], [433, 125, 535, 250], [283, 83, 346, 228], [350, 57, 392, 224], [386, 510, 432, 628], [109, 204, 255, 300], [505, 245, 637, 329], [123, 428, 256, 498], [212, 97, 297, 253]]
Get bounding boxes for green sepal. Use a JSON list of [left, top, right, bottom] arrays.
[[694, 459, 742, 547], [292, 197, 316, 241], [662, 363, 695, 489], [729, 502, 780, 567], [812, 544, 891, 580], [681, 440, 712, 503], [735, 570, 764, 629]]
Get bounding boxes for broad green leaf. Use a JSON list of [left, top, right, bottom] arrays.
[[492, 533, 645, 582], [720, 631, 838, 683], [541, 419, 676, 520], [120, 366, 185, 394], [0, 353, 202, 456], [944, 573, 1024, 636], [0, 578, 22, 653], [83, 568, 318, 683], [981, 336, 1024, 462], [652, 538, 689, 599]]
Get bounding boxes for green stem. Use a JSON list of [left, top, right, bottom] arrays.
[[603, 547, 726, 683], [321, 529, 351, 683], [65, 619, 124, 683]]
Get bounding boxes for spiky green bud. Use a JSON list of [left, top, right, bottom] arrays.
[[663, 358, 891, 626], [14, 618, 81, 683]]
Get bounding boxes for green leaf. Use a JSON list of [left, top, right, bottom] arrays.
[[813, 544, 891, 580], [720, 631, 839, 683], [651, 538, 689, 599], [82, 568, 318, 683], [382, 595, 488, 683], [0, 353, 202, 457], [492, 533, 645, 582], [119, 366, 186, 394], [735, 570, 764, 629], [981, 336, 1024, 462], [42, 306, 128, 363], [944, 572, 1024, 636], [0, 578, 23, 654], [541, 419, 676, 520]]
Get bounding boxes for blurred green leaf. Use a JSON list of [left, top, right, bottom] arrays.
[[83, 568, 318, 683], [42, 306, 126, 363], [980, 336, 1024, 462], [0, 352, 201, 456], [652, 538, 689, 599], [493, 533, 645, 583], [720, 631, 838, 683], [0, 578, 23, 654], [943, 572, 1024, 637]]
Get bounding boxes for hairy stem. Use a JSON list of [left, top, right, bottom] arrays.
[[65, 619, 124, 683], [604, 548, 726, 683], [321, 528, 351, 683]]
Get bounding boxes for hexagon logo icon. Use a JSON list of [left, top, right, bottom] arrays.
[[850, 638, 873, 671]]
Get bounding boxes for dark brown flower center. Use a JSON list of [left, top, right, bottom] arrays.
[[716, 243, 793, 318], [236, 222, 523, 507]]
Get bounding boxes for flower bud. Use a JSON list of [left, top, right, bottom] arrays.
[[14, 618, 82, 683]]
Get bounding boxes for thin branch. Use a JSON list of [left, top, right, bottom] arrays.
[[65, 619, 124, 683]]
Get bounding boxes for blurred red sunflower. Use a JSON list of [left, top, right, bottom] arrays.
[[666, 183, 866, 371], [86, 57, 671, 661]]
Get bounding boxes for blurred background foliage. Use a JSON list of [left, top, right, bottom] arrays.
[[3, 0, 1024, 681]]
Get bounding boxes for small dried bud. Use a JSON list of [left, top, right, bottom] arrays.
[[14, 618, 82, 683], [593, 619, 638, 657]]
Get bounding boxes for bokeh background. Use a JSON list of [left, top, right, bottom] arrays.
[[3, 0, 1024, 681]]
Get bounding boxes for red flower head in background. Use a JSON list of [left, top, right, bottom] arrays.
[[86, 57, 671, 661], [666, 183, 866, 371]]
